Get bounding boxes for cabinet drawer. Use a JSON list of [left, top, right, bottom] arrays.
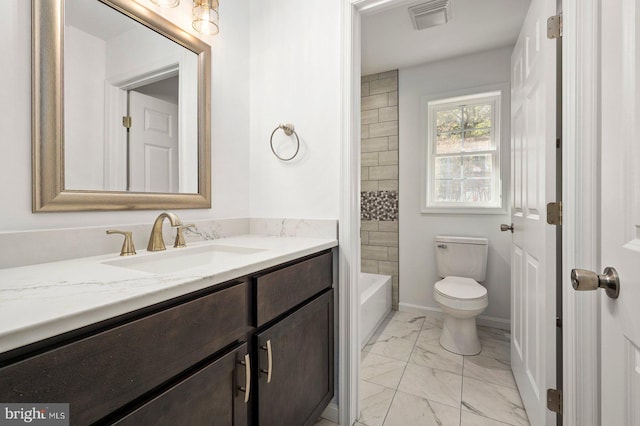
[[114, 343, 249, 426], [0, 281, 247, 426], [255, 251, 332, 327]]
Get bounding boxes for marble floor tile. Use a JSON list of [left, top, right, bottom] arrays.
[[461, 411, 512, 425], [416, 326, 442, 344], [314, 419, 339, 426], [422, 313, 444, 329], [409, 340, 463, 375], [478, 336, 511, 364], [360, 318, 529, 426], [397, 363, 462, 409], [464, 354, 516, 389], [387, 311, 426, 327], [363, 333, 416, 362], [383, 390, 460, 426], [359, 380, 396, 426], [478, 325, 511, 342], [361, 352, 407, 389], [374, 319, 422, 340], [461, 376, 529, 426]]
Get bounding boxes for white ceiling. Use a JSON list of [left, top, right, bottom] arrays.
[[361, 0, 531, 75], [66, 0, 137, 42]]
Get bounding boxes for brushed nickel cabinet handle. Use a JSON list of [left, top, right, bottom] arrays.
[[260, 339, 273, 383], [238, 353, 251, 403]]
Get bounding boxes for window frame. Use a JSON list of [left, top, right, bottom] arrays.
[[420, 84, 510, 214]]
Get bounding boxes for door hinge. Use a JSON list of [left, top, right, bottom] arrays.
[[547, 15, 563, 39], [122, 116, 132, 129], [547, 202, 562, 225], [547, 388, 563, 414]]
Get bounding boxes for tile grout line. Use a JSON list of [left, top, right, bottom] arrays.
[[380, 315, 422, 426]]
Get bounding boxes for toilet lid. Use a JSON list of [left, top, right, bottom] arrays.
[[434, 276, 487, 300]]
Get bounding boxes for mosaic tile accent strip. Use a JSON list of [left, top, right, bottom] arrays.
[[361, 191, 399, 221]]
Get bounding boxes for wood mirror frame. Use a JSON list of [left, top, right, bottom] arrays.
[[32, 0, 211, 212]]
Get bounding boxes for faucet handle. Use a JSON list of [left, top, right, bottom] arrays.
[[106, 230, 136, 256], [174, 224, 196, 248]]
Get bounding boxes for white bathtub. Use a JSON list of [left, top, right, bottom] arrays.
[[360, 273, 392, 349]]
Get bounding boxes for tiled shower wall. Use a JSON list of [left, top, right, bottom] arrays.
[[360, 70, 399, 309]]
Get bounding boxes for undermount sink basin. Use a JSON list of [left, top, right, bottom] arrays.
[[104, 244, 267, 274]]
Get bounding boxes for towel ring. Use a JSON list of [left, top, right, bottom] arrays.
[[270, 123, 300, 161]]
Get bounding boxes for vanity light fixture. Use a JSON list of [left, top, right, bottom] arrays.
[[192, 0, 219, 35], [149, 0, 180, 7]]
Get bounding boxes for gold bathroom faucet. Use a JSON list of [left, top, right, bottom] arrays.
[[147, 212, 183, 252]]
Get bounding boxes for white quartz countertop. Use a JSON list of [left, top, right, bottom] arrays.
[[0, 235, 337, 354]]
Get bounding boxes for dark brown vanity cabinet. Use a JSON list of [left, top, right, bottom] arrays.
[[0, 280, 250, 426], [0, 249, 335, 426], [252, 251, 335, 426]]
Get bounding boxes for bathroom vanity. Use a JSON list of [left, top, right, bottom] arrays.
[[0, 237, 336, 426]]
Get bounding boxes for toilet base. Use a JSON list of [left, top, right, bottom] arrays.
[[439, 315, 481, 355]]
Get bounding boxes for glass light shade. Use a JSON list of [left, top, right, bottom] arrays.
[[193, 0, 219, 35], [150, 0, 180, 7]]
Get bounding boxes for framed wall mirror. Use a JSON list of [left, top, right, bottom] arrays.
[[32, 0, 211, 212]]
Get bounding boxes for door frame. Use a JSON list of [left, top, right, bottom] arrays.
[[338, 2, 363, 425], [561, 0, 600, 424], [339, 2, 404, 424], [339, 0, 600, 424]]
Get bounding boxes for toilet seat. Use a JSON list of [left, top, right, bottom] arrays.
[[434, 276, 488, 310]]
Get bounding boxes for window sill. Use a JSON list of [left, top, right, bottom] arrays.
[[421, 206, 508, 215]]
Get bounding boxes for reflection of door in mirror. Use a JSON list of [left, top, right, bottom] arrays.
[[128, 81, 179, 193], [63, 0, 199, 194]]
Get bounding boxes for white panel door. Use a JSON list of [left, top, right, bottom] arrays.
[[599, 1, 640, 423], [129, 91, 179, 193], [510, 0, 557, 424]]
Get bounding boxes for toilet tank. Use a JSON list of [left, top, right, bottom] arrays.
[[435, 236, 489, 282]]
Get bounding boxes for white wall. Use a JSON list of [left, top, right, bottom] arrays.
[[399, 47, 513, 322], [105, 26, 186, 81], [64, 25, 106, 190], [248, 0, 341, 219], [0, 0, 250, 232], [105, 24, 199, 193]]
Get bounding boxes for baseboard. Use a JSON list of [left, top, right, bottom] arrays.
[[320, 402, 339, 424], [398, 302, 442, 317], [398, 303, 510, 331], [476, 314, 510, 330]]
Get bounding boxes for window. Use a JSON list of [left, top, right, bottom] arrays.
[[424, 90, 504, 212]]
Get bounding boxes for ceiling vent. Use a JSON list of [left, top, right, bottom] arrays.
[[408, 0, 452, 31]]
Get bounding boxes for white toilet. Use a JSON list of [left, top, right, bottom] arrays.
[[433, 235, 489, 355]]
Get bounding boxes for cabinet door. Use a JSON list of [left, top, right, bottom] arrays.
[[256, 290, 334, 426], [0, 281, 247, 425], [114, 343, 250, 426]]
